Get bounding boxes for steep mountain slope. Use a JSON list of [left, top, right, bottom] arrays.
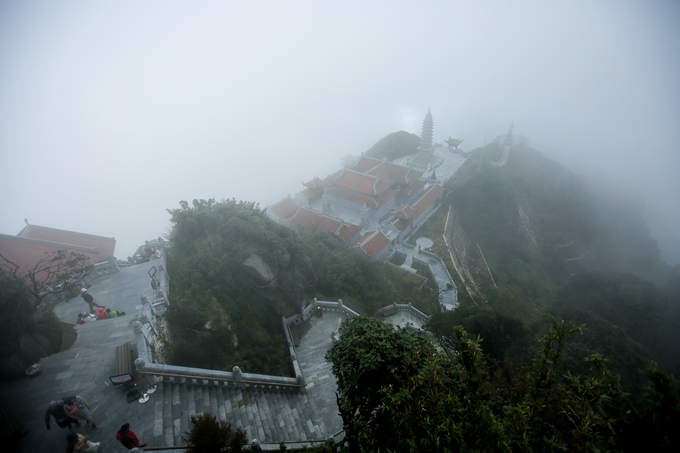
[[444, 141, 677, 312], [429, 140, 680, 383]]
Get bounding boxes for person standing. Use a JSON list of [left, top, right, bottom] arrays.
[[45, 400, 80, 430], [80, 289, 102, 314], [116, 423, 147, 449], [64, 396, 99, 429]]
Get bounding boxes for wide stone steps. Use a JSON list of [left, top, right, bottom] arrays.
[[154, 379, 329, 446]]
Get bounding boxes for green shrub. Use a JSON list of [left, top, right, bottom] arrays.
[[183, 413, 247, 453]]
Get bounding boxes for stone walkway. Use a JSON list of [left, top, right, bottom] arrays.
[[395, 242, 458, 310], [1, 260, 161, 453], [0, 259, 345, 453]]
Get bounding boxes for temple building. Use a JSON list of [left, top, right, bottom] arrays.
[[0, 222, 116, 277]]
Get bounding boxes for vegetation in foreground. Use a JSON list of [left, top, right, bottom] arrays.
[[0, 250, 91, 380], [327, 316, 680, 452]]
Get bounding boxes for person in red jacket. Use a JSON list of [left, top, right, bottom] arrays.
[[96, 307, 108, 320], [116, 423, 147, 449]]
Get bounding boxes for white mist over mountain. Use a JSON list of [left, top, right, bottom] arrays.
[[1, 1, 678, 264]]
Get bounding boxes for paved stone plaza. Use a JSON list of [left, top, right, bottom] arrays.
[[0, 260, 348, 452]]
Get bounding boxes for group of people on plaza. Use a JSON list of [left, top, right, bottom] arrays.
[[76, 289, 125, 324], [46, 397, 146, 451]]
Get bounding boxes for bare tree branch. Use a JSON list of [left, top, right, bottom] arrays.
[[0, 251, 93, 311]]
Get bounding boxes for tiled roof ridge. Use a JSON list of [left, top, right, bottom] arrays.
[[269, 196, 300, 219], [331, 167, 387, 183], [0, 233, 100, 254], [411, 184, 443, 209], [17, 224, 115, 242], [302, 176, 324, 189]]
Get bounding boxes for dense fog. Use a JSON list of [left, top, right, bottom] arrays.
[[1, 1, 678, 264]]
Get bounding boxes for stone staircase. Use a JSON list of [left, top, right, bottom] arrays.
[[154, 379, 332, 445], [147, 308, 349, 447]]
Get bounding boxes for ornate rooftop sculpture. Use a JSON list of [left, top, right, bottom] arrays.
[[445, 137, 464, 151]]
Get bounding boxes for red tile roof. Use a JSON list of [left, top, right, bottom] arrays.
[[398, 178, 426, 197], [326, 186, 398, 209], [349, 155, 383, 173], [286, 207, 342, 233], [301, 188, 318, 199], [352, 229, 390, 258], [17, 224, 116, 255], [285, 207, 362, 243], [327, 168, 393, 196], [391, 185, 444, 232], [268, 196, 300, 219], [351, 156, 424, 185], [336, 223, 363, 243], [412, 184, 444, 210], [303, 177, 325, 190], [1, 224, 116, 278], [390, 205, 414, 220]]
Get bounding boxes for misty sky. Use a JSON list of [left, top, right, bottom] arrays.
[[1, 1, 679, 264]]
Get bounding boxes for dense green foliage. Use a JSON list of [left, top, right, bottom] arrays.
[[426, 305, 528, 361], [165, 199, 437, 375], [445, 143, 679, 311], [0, 252, 87, 380], [328, 316, 680, 452], [296, 229, 438, 315], [425, 141, 680, 389], [183, 413, 248, 453], [364, 131, 420, 161], [166, 199, 304, 375]]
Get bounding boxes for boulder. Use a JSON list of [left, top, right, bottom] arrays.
[[241, 253, 277, 284]]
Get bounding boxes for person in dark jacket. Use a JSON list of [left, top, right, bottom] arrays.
[[45, 399, 80, 430], [80, 288, 102, 314], [116, 423, 147, 449]]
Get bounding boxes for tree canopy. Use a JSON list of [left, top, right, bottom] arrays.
[[327, 315, 680, 452]]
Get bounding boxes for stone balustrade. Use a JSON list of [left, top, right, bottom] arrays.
[[83, 254, 120, 284], [376, 302, 431, 325], [412, 249, 458, 306], [133, 321, 304, 391]]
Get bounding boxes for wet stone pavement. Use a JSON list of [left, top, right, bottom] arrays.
[[0, 259, 347, 453]]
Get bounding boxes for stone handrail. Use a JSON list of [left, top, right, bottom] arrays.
[[412, 249, 459, 305], [375, 302, 431, 325], [83, 255, 120, 284], [281, 298, 360, 388], [133, 321, 305, 391]]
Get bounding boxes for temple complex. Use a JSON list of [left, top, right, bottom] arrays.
[[267, 111, 457, 260]]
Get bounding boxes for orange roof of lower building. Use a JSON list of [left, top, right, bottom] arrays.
[[352, 229, 390, 258], [268, 196, 300, 219], [391, 185, 444, 232], [303, 177, 325, 190], [398, 178, 426, 197], [327, 168, 393, 196], [286, 207, 362, 243], [286, 207, 342, 233]]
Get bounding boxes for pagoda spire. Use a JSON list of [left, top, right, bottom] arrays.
[[419, 109, 434, 152]]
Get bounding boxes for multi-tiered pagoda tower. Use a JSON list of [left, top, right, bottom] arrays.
[[417, 109, 434, 153]]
